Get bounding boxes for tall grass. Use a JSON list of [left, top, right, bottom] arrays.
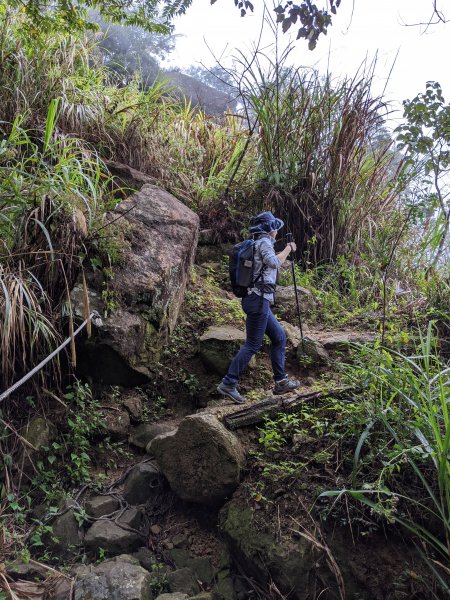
[[83, 79, 256, 214], [0, 104, 112, 390], [0, 267, 59, 390], [234, 44, 410, 263], [0, 6, 256, 220], [0, 4, 107, 129]]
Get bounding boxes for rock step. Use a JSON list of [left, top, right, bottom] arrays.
[[149, 413, 244, 505]]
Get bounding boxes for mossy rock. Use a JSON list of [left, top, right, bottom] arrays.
[[296, 337, 331, 366], [212, 577, 236, 600], [199, 326, 255, 376], [22, 417, 55, 451], [219, 501, 319, 600]]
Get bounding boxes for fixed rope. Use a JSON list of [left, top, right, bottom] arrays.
[[0, 311, 103, 403]]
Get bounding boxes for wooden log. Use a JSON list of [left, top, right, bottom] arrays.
[[223, 387, 358, 430]]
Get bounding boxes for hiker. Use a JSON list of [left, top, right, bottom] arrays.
[[217, 211, 300, 404]]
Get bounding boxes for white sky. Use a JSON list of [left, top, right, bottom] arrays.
[[168, 0, 449, 123]]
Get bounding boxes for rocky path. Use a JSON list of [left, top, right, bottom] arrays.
[[7, 318, 379, 600]]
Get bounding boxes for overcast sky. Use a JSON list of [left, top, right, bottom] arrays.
[[168, 0, 449, 123]]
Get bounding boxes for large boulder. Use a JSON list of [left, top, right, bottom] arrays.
[[74, 555, 152, 600], [199, 325, 254, 376], [149, 414, 244, 505], [74, 183, 199, 385], [274, 285, 317, 322]]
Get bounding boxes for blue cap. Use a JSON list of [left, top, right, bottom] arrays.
[[249, 211, 284, 234]]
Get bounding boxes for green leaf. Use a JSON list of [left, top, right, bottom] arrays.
[[282, 18, 292, 33]]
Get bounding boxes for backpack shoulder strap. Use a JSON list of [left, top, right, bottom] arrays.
[[252, 238, 266, 284]]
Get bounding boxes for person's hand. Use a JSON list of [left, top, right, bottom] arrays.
[[287, 241, 297, 253]]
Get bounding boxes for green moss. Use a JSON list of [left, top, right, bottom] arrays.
[[221, 504, 275, 564]]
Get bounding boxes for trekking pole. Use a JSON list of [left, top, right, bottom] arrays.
[[286, 233, 305, 352]]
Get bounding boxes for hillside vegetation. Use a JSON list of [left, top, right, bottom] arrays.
[[0, 3, 449, 598]]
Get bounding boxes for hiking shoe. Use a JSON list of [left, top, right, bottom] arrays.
[[273, 377, 300, 395], [217, 382, 246, 405]]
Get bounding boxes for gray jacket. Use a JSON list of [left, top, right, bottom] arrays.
[[248, 234, 281, 303]]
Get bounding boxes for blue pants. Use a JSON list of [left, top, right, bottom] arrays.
[[223, 293, 287, 385]]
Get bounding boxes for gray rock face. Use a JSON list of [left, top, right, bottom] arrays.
[[275, 285, 317, 322], [85, 495, 120, 519], [84, 508, 147, 555], [123, 462, 165, 505], [155, 595, 189, 600], [44, 500, 84, 556], [297, 337, 330, 366], [319, 331, 376, 350], [167, 568, 200, 596], [102, 408, 131, 439], [129, 422, 175, 450], [199, 326, 253, 376], [75, 183, 199, 386], [150, 414, 244, 505], [112, 184, 199, 333], [74, 555, 152, 600]]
